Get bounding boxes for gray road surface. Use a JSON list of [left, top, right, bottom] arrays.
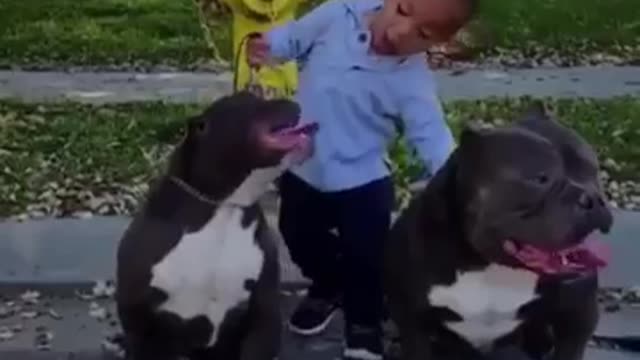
[[0, 292, 639, 360]]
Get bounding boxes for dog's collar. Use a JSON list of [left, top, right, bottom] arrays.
[[169, 176, 246, 208]]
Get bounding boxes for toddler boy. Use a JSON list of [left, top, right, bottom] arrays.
[[247, 0, 477, 358]]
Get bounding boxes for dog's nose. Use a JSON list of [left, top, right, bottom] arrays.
[[597, 208, 614, 233], [577, 190, 613, 233], [577, 189, 608, 210], [577, 192, 594, 210]]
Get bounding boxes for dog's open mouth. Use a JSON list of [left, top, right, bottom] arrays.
[[503, 238, 609, 275], [263, 120, 319, 152]]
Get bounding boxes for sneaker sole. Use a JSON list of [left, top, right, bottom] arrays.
[[343, 348, 383, 360], [287, 308, 338, 336]]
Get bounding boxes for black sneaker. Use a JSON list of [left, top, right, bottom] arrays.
[[288, 295, 340, 336], [343, 324, 384, 360]]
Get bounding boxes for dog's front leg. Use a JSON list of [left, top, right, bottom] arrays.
[[239, 285, 281, 360], [239, 240, 282, 360], [549, 278, 599, 360], [400, 327, 433, 360], [488, 346, 538, 360], [239, 316, 280, 360]]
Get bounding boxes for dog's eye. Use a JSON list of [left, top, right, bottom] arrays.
[[533, 173, 549, 185]]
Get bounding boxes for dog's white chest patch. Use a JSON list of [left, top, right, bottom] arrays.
[[428, 264, 539, 349], [150, 206, 263, 347]]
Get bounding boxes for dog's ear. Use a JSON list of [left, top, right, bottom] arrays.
[[459, 121, 489, 147], [519, 101, 554, 123], [169, 115, 203, 178], [416, 151, 459, 222], [187, 115, 208, 135], [409, 150, 463, 271]]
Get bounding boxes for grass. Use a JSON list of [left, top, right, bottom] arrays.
[[1, 97, 638, 217], [0, 0, 216, 68], [0, 0, 638, 69], [476, 0, 640, 58]]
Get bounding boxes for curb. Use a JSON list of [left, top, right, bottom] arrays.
[[1, 66, 639, 104], [0, 209, 311, 291], [0, 183, 422, 291], [1, 187, 639, 289]]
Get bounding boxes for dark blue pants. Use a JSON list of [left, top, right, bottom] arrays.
[[278, 171, 394, 328]]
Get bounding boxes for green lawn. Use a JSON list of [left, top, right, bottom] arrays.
[[0, 0, 638, 69], [1, 97, 638, 217], [0, 0, 217, 68], [476, 0, 640, 59]]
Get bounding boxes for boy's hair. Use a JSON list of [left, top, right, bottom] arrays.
[[450, 0, 477, 29]]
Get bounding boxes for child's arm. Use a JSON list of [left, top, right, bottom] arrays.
[[397, 71, 456, 179], [263, 0, 342, 62]]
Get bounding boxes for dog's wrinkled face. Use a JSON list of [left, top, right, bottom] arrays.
[[174, 92, 318, 203], [456, 104, 613, 275], [188, 91, 317, 170]]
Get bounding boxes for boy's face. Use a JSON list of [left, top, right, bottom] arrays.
[[369, 0, 469, 56]]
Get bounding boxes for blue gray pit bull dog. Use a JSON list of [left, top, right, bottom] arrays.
[[384, 102, 613, 360], [115, 92, 318, 360]]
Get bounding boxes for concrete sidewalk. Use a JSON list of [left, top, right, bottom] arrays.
[[1, 66, 639, 104]]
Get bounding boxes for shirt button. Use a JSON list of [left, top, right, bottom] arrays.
[[358, 33, 368, 43]]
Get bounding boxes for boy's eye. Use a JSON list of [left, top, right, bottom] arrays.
[[418, 29, 430, 40], [396, 4, 409, 16]]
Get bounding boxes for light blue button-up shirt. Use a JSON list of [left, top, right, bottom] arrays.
[[266, 0, 455, 192]]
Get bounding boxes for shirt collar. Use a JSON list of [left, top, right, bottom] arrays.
[[345, 0, 384, 28], [358, 0, 384, 12]]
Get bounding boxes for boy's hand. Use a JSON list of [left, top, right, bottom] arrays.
[[246, 34, 271, 68]]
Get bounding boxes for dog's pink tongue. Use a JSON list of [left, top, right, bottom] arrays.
[[267, 122, 318, 152], [277, 122, 319, 136], [508, 238, 609, 274], [565, 238, 610, 268]]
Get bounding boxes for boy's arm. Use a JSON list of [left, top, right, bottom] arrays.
[[264, 0, 342, 62], [398, 74, 456, 179]]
